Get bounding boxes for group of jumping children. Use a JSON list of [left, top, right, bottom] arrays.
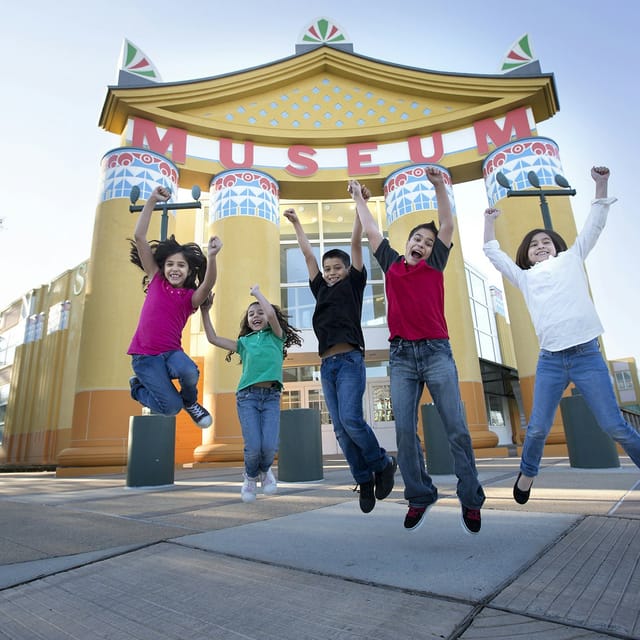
[[127, 165, 640, 535]]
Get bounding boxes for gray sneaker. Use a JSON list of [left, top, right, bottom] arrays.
[[260, 468, 278, 495], [241, 474, 258, 503]]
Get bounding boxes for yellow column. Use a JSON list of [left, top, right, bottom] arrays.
[[483, 138, 578, 450], [194, 170, 281, 463], [383, 165, 497, 449], [57, 149, 180, 475]]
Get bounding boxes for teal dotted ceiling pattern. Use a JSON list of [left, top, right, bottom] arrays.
[[210, 78, 435, 129]]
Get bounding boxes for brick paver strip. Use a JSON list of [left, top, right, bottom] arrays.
[[492, 516, 640, 638], [460, 608, 616, 639]]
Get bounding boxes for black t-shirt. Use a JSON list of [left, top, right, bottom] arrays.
[[310, 266, 367, 356]]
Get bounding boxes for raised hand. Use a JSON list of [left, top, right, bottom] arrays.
[[207, 236, 222, 257], [591, 166, 610, 181], [150, 185, 171, 202], [282, 208, 299, 224], [484, 207, 502, 221], [425, 166, 444, 186]]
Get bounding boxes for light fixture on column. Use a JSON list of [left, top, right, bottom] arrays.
[[495, 171, 576, 230], [129, 185, 202, 240]]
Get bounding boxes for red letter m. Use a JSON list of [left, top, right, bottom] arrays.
[[473, 107, 533, 155], [131, 118, 187, 164]]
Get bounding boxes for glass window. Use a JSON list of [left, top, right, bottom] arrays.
[[371, 383, 394, 422], [468, 271, 487, 304], [362, 245, 384, 281], [281, 244, 320, 284], [321, 201, 357, 238], [281, 389, 302, 410], [281, 286, 316, 330], [473, 303, 492, 334], [279, 203, 319, 240], [280, 195, 387, 331], [486, 395, 505, 427], [308, 388, 331, 424], [615, 371, 633, 391], [478, 331, 497, 361], [363, 283, 387, 327]]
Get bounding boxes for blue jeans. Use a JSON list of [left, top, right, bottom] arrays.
[[321, 350, 388, 484], [131, 351, 199, 415], [236, 385, 281, 478], [521, 338, 640, 477], [389, 338, 485, 509]]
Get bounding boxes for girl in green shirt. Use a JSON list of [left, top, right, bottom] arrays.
[[201, 285, 302, 502]]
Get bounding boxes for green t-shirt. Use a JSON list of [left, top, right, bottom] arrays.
[[236, 328, 286, 391]]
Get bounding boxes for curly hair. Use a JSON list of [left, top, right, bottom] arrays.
[[515, 228, 568, 269], [129, 234, 207, 292], [225, 303, 303, 363]]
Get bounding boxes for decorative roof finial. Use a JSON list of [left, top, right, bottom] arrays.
[[296, 17, 353, 54], [117, 39, 162, 86], [500, 34, 541, 75]]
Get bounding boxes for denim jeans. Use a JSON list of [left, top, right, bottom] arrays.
[[389, 338, 485, 509], [131, 351, 199, 415], [320, 350, 388, 484], [236, 385, 281, 478], [521, 338, 640, 477]]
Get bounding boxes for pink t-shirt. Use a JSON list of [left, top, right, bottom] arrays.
[[128, 273, 195, 355]]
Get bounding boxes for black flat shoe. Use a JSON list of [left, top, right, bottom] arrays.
[[513, 472, 532, 505]]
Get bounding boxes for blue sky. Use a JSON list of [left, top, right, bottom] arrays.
[[1, 0, 638, 364]]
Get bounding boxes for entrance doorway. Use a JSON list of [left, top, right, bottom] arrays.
[[485, 393, 512, 445], [281, 379, 396, 455]]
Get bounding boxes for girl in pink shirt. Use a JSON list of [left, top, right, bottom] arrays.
[[128, 185, 222, 427]]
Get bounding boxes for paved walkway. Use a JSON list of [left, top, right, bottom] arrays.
[[0, 456, 639, 639]]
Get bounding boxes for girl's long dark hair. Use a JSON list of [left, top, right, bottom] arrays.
[[129, 235, 207, 291], [515, 228, 568, 269], [225, 303, 303, 362]]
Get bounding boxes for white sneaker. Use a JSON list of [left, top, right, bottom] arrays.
[[260, 468, 277, 495], [241, 474, 257, 503]]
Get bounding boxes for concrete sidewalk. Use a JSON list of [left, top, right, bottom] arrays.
[[0, 456, 638, 639]]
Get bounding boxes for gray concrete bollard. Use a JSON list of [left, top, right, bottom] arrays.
[[421, 403, 455, 475], [278, 408, 323, 482], [126, 415, 176, 487], [560, 392, 620, 469]]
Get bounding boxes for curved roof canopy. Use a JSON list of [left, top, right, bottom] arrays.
[[100, 45, 559, 148]]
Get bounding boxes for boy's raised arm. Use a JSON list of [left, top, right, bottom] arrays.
[[349, 180, 383, 253], [282, 208, 320, 280], [351, 211, 364, 271], [426, 168, 453, 248]]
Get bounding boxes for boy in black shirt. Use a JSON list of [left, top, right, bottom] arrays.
[[284, 202, 396, 513]]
